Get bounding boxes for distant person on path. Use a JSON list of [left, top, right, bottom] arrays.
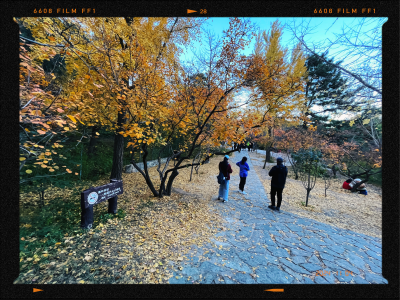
[[250, 142, 254, 152], [218, 155, 233, 202], [236, 156, 250, 194], [268, 157, 288, 212], [247, 142, 251, 151]]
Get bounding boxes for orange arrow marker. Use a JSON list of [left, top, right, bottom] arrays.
[[265, 289, 284, 292], [33, 288, 43, 293], [187, 9, 197, 14]]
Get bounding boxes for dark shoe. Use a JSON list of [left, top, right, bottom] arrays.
[[274, 207, 280, 212], [268, 205, 276, 210]]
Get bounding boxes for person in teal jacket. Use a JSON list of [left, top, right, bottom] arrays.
[[236, 156, 250, 194]]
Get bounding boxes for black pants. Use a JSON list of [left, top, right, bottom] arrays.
[[239, 176, 247, 191], [270, 186, 283, 208]]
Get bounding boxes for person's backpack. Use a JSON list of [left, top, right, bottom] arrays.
[[217, 172, 225, 184]]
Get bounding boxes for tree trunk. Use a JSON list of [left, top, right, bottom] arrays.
[[165, 169, 179, 196], [332, 164, 337, 178], [305, 189, 310, 207], [286, 149, 298, 180], [141, 144, 159, 197], [88, 125, 99, 157], [190, 164, 194, 181], [263, 147, 271, 169], [305, 171, 311, 206], [110, 112, 125, 180], [190, 152, 200, 182]]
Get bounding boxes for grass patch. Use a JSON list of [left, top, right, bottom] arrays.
[[19, 181, 127, 274]]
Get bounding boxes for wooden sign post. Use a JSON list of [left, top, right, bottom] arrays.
[[80, 179, 123, 229]]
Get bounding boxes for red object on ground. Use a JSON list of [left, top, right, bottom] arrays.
[[342, 181, 351, 190]]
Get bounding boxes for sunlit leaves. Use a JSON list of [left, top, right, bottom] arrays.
[[67, 115, 77, 123]]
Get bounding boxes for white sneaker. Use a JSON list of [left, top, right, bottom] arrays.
[[242, 191, 247, 195]]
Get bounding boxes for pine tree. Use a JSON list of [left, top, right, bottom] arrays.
[[304, 53, 354, 127]]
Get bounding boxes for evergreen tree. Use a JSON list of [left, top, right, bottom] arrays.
[[304, 53, 354, 127]]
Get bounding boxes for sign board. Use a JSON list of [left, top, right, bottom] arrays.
[[81, 180, 123, 209]]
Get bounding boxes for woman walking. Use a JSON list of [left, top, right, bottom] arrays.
[[218, 155, 233, 202], [236, 156, 250, 194]]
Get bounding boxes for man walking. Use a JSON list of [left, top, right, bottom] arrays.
[[268, 157, 288, 212]]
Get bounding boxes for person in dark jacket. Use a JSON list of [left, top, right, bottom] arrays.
[[268, 157, 288, 212], [218, 155, 233, 202], [236, 156, 250, 194]]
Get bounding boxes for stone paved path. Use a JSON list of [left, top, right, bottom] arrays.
[[168, 151, 387, 284]]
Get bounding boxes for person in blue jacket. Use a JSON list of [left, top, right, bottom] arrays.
[[236, 156, 250, 194]]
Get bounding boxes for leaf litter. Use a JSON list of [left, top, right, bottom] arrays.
[[16, 155, 232, 284], [250, 152, 382, 238]]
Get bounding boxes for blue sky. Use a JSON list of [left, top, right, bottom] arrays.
[[181, 17, 387, 63], [180, 17, 387, 121]]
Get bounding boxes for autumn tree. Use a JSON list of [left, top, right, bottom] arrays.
[[18, 19, 86, 186], [20, 17, 205, 187], [249, 21, 308, 167], [274, 125, 323, 179], [287, 19, 384, 177], [130, 18, 283, 197]]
